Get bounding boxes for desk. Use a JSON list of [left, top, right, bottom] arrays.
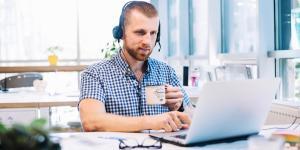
[[0, 89, 198, 127], [0, 88, 199, 109], [0, 91, 79, 126], [53, 132, 249, 150], [52, 125, 299, 150], [0, 92, 78, 108], [0, 65, 87, 73]]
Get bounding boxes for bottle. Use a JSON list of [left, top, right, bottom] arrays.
[[190, 67, 201, 87]]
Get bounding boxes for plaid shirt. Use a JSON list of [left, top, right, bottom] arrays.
[[79, 53, 190, 116]]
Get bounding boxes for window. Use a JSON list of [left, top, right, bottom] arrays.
[[0, 0, 77, 61], [222, 0, 258, 54], [0, 0, 148, 93], [0, 0, 147, 65], [190, 0, 209, 57], [153, 0, 210, 85], [0, 0, 150, 127], [220, 0, 260, 80], [273, 0, 300, 101], [0, 0, 212, 88], [78, 0, 129, 60]]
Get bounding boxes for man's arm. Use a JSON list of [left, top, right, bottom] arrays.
[[79, 99, 191, 132]]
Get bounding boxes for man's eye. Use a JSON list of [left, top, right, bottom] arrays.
[[137, 32, 144, 35], [135, 31, 146, 35], [150, 32, 157, 35]]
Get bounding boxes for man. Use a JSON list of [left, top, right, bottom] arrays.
[[79, 1, 191, 132]]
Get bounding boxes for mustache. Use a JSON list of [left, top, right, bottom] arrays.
[[139, 45, 151, 50], [140, 44, 151, 49]]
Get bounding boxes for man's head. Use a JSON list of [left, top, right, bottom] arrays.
[[113, 1, 160, 61]]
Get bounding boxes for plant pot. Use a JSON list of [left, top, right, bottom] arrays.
[[48, 54, 58, 66]]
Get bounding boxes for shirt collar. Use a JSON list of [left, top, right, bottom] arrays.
[[112, 52, 130, 75], [112, 52, 151, 75]]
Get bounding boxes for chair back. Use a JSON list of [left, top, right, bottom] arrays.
[[0, 73, 43, 91], [214, 64, 252, 81]]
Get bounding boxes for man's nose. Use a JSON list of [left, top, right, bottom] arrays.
[[142, 33, 151, 45]]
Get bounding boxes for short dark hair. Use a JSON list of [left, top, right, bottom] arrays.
[[123, 1, 158, 27]]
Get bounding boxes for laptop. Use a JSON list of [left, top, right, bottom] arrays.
[[150, 78, 280, 146]]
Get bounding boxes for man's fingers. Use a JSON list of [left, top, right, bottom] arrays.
[[165, 85, 181, 92], [165, 98, 182, 111], [165, 98, 182, 104], [169, 112, 182, 129], [162, 118, 173, 132], [176, 112, 191, 125], [168, 119, 178, 131], [165, 91, 183, 99], [163, 125, 172, 132], [160, 112, 189, 132], [181, 124, 189, 129]]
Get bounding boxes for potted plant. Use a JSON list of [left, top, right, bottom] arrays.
[[47, 46, 63, 66], [0, 119, 61, 149], [100, 40, 120, 59]]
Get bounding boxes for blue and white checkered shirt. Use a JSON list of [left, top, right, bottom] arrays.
[[79, 53, 190, 116]]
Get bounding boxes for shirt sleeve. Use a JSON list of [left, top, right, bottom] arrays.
[[168, 66, 190, 108], [79, 68, 106, 105]]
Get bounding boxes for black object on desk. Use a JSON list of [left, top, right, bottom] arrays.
[[0, 72, 43, 91], [183, 66, 189, 86]]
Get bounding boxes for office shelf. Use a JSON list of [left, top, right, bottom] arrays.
[[0, 65, 87, 73]]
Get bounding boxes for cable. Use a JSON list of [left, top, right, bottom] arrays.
[[292, 119, 300, 130], [262, 117, 300, 130]]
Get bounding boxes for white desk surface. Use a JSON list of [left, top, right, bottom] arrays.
[[52, 124, 300, 150], [52, 127, 290, 150], [0, 91, 78, 108], [53, 131, 251, 150]]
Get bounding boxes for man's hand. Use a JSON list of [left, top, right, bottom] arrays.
[[165, 84, 184, 111], [146, 111, 191, 132]]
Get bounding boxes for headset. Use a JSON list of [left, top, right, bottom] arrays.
[[112, 1, 161, 50]]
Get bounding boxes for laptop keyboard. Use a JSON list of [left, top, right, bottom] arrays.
[[173, 134, 187, 139]]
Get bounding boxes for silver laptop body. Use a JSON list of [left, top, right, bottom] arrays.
[[150, 78, 280, 146]]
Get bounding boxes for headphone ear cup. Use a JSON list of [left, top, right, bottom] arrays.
[[112, 26, 123, 40]]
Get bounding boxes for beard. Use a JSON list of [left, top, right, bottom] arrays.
[[123, 43, 152, 61]]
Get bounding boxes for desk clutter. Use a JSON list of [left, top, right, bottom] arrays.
[[272, 130, 300, 149]]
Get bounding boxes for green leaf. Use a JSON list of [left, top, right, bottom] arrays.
[[0, 119, 61, 149], [30, 118, 47, 129], [105, 53, 109, 58], [0, 122, 7, 133], [101, 40, 120, 59], [296, 63, 300, 68]]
